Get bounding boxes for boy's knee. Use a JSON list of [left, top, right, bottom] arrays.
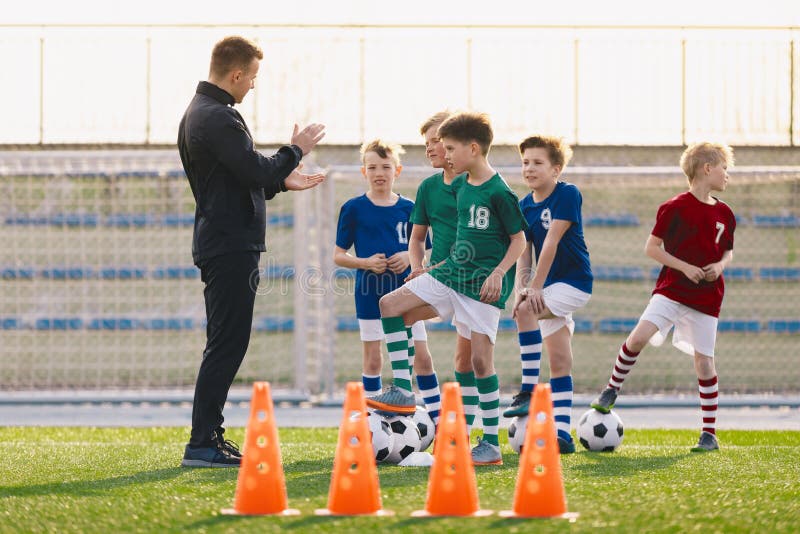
[[379, 294, 398, 316]]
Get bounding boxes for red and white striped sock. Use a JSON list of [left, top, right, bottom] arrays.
[[699, 375, 719, 435], [608, 343, 640, 390]]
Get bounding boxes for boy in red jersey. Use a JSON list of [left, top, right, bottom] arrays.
[[591, 142, 735, 452]]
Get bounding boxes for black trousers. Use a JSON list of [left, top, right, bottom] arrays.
[[190, 251, 260, 447]]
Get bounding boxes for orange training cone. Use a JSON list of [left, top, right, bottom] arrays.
[[315, 382, 393, 516], [499, 383, 577, 519], [412, 382, 493, 517], [221, 381, 299, 516]]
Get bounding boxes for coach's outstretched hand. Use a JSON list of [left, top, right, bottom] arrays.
[[291, 123, 326, 155], [284, 168, 326, 191]]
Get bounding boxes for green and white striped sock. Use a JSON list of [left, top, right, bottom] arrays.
[[476, 374, 500, 446], [406, 326, 415, 377], [382, 316, 411, 392], [455, 370, 479, 436]]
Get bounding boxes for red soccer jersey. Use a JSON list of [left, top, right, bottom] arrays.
[[650, 191, 736, 317]]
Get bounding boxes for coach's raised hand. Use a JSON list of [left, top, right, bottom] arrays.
[[291, 123, 326, 155]]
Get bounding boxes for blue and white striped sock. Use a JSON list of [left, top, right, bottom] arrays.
[[550, 375, 573, 443], [416, 373, 441, 425], [518, 330, 542, 393], [362, 374, 382, 396]]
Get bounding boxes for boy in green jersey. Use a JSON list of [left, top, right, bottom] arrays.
[[406, 111, 478, 436], [368, 111, 528, 465]]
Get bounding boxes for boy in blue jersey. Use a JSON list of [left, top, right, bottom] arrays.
[[506, 135, 593, 455], [333, 140, 440, 423]]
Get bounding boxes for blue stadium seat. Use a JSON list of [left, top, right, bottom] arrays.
[[598, 318, 638, 333], [717, 320, 760, 333], [49, 213, 100, 227], [759, 267, 800, 282], [253, 316, 295, 331], [573, 318, 593, 333], [336, 316, 360, 331], [142, 317, 195, 330], [584, 214, 639, 227], [88, 318, 137, 330], [593, 265, 646, 281], [35, 317, 83, 330], [0, 317, 20, 329], [724, 267, 754, 281], [166, 170, 186, 178], [766, 320, 800, 334], [39, 267, 94, 280], [104, 213, 156, 228], [151, 266, 200, 279], [116, 171, 159, 178], [99, 267, 147, 280], [266, 214, 294, 227], [1, 267, 35, 280], [752, 214, 800, 228], [163, 214, 195, 227]]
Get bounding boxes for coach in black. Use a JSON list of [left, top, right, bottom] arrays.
[[178, 36, 325, 467]]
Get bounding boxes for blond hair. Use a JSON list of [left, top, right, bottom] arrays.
[[518, 135, 573, 170], [680, 142, 734, 182], [419, 111, 451, 136], [360, 139, 405, 167]]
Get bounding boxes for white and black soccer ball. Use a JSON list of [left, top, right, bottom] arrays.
[[577, 409, 624, 452], [367, 411, 395, 462], [412, 407, 435, 452], [507, 415, 528, 454], [384, 414, 422, 464]]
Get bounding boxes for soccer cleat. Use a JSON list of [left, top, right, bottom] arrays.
[[691, 431, 719, 452], [558, 437, 576, 454], [181, 442, 241, 468], [215, 430, 242, 458], [471, 438, 503, 465], [365, 384, 417, 415], [590, 387, 619, 414], [502, 390, 532, 417]]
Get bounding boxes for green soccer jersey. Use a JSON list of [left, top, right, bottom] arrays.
[[410, 172, 466, 265], [430, 173, 528, 309]]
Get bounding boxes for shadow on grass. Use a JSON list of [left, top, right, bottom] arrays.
[[0, 467, 187, 498], [570, 451, 691, 478]]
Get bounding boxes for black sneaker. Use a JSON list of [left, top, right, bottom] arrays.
[[215, 429, 242, 458], [590, 387, 618, 414], [503, 390, 532, 418], [558, 437, 576, 454], [181, 442, 241, 468]]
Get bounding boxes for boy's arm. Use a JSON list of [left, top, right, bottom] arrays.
[[516, 219, 571, 314], [407, 224, 429, 274], [479, 230, 527, 303], [333, 246, 387, 273], [703, 249, 733, 282], [645, 234, 705, 284]]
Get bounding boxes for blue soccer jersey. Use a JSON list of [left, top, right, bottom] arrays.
[[520, 181, 593, 294], [336, 194, 430, 319]]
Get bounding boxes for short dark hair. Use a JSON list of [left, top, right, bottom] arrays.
[[437, 112, 493, 156], [209, 36, 263, 78], [518, 135, 573, 170]]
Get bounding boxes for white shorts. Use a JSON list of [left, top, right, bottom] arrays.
[[359, 319, 427, 343], [641, 294, 718, 357], [539, 282, 592, 339], [405, 273, 502, 345]]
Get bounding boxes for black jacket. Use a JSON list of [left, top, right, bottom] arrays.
[[178, 81, 303, 264]]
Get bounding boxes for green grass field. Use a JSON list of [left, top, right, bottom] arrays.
[[2, 427, 799, 533]]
